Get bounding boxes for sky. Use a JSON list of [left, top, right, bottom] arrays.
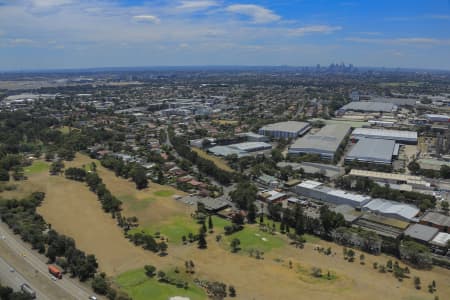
[[0, 0, 450, 70]]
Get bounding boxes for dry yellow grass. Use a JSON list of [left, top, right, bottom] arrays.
[[2, 156, 450, 300], [191, 147, 234, 172]]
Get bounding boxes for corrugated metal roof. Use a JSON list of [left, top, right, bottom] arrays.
[[363, 198, 419, 221], [352, 128, 417, 140], [346, 138, 395, 163], [259, 121, 310, 133], [290, 124, 351, 153], [404, 224, 439, 242], [340, 101, 397, 112]]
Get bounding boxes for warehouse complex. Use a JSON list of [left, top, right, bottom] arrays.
[[348, 169, 431, 190], [258, 121, 311, 139], [288, 124, 351, 159], [345, 138, 397, 164], [362, 198, 420, 222], [351, 128, 418, 144], [208, 142, 272, 157], [294, 180, 372, 207], [338, 101, 398, 113]]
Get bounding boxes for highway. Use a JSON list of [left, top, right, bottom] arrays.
[[0, 222, 96, 300], [0, 256, 50, 299]]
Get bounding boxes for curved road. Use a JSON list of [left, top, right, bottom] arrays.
[[0, 222, 97, 300]]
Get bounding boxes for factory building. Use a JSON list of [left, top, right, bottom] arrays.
[[351, 128, 417, 144], [423, 114, 450, 123], [345, 138, 396, 165], [362, 198, 420, 222], [348, 169, 431, 190], [208, 142, 272, 157], [258, 121, 311, 139], [237, 132, 269, 142], [294, 180, 371, 207], [288, 124, 351, 159], [338, 101, 398, 113]]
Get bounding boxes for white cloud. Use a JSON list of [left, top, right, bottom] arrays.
[[30, 0, 73, 8], [177, 1, 219, 11], [346, 37, 450, 45], [226, 4, 280, 23], [132, 15, 161, 24], [289, 25, 342, 36]]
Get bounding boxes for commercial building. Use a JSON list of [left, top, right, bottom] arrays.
[[351, 128, 418, 144], [420, 212, 450, 233], [345, 138, 396, 165], [294, 180, 371, 207], [258, 121, 311, 139], [424, 114, 450, 123], [349, 169, 431, 190], [288, 124, 351, 159], [404, 224, 439, 243], [207, 142, 272, 158], [430, 232, 450, 248], [338, 101, 398, 113], [362, 198, 420, 222], [237, 132, 269, 142]]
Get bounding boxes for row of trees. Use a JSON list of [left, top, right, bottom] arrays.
[[169, 128, 234, 185], [0, 192, 99, 281], [0, 283, 33, 300], [100, 156, 148, 189]]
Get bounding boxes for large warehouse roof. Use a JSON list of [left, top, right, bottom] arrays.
[[404, 224, 439, 242], [363, 198, 419, 221], [259, 121, 310, 134], [421, 212, 450, 227], [349, 169, 430, 188], [339, 101, 398, 113], [289, 124, 351, 154], [346, 138, 395, 164], [352, 128, 417, 142]]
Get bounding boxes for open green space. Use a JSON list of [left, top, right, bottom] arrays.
[[221, 224, 285, 254], [116, 268, 206, 300], [153, 190, 175, 197], [129, 216, 230, 245], [24, 161, 49, 174]]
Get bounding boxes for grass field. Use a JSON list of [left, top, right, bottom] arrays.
[[3, 155, 450, 300], [221, 225, 285, 253], [191, 148, 234, 172], [116, 268, 206, 300], [24, 161, 49, 174]]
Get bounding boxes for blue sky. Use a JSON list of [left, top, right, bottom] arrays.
[[0, 0, 449, 70]]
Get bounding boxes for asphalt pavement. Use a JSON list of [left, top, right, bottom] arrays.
[[0, 222, 96, 300]]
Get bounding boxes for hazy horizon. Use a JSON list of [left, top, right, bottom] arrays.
[[1, 0, 450, 70]]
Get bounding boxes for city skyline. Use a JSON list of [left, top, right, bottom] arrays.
[[1, 0, 450, 70]]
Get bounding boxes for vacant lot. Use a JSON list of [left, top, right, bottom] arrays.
[[192, 148, 234, 172]]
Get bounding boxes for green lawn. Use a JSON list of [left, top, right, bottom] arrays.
[[116, 268, 206, 300], [153, 190, 175, 197], [24, 161, 49, 174], [221, 224, 286, 254], [129, 216, 230, 245]]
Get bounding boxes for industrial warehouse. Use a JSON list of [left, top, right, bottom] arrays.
[[345, 138, 398, 165], [207, 141, 272, 157], [338, 101, 398, 113], [258, 121, 311, 139], [351, 128, 418, 144], [288, 124, 351, 159]]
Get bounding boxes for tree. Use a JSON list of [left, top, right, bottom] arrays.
[[347, 249, 355, 262], [131, 166, 148, 189], [144, 265, 156, 277], [198, 232, 207, 249], [441, 201, 449, 212], [414, 276, 421, 289], [408, 161, 421, 175], [92, 273, 109, 295], [359, 254, 365, 265], [158, 242, 168, 255], [0, 168, 9, 181], [228, 285, 236, 297], [230, 238, 241, 253], [208, 215, 214, 232], [311, 267, 322, 278], [247, 203, 257, 223], [157, 271, 166, 281], [49, 160, 64, 175]]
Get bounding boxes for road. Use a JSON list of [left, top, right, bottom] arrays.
[[0, 255, 50, 299], [0, 222, 95, 300]]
